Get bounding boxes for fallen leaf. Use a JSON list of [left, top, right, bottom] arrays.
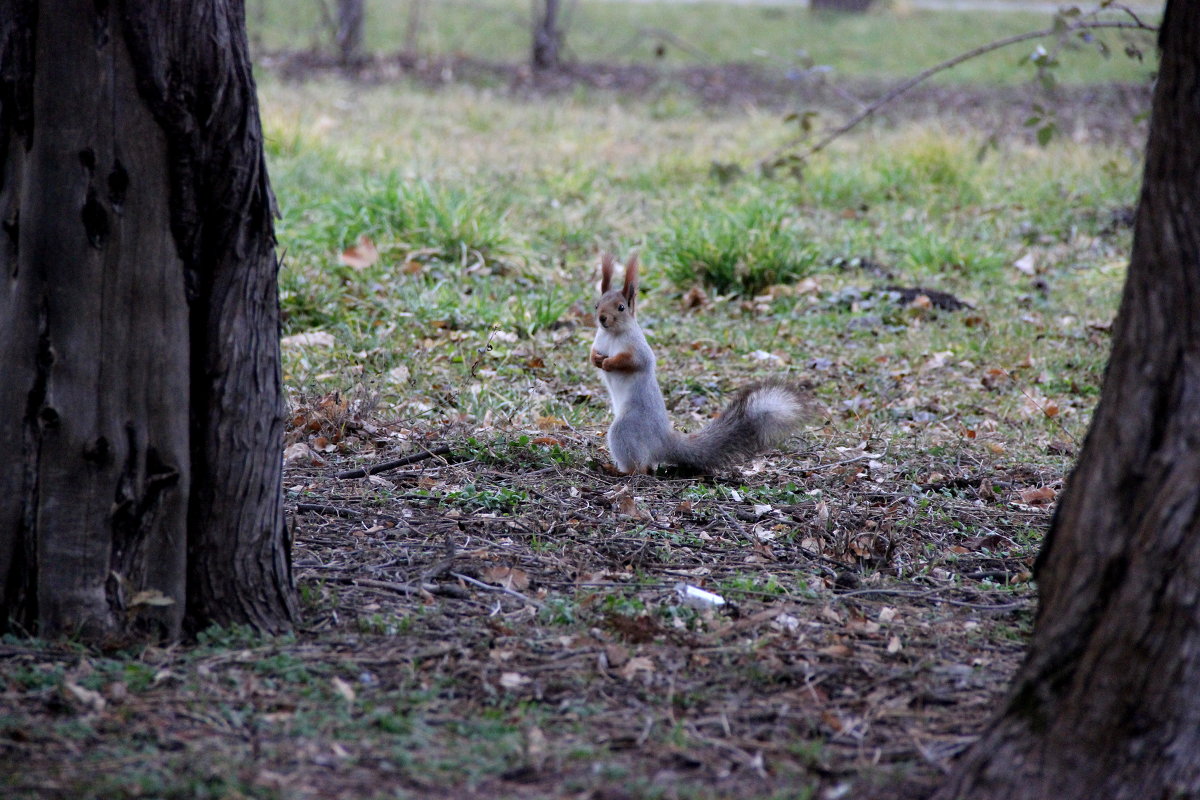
[[818, 644, 852, 658], [499, 672, 531, 689], [283, 442, 324, 467], [887, 635, 903, 654], [281, 331, 336, 349], [1018, 486, 1057, 505], [619, 656, 656, 681], [481, 566, 530, 591], [681, 286, 709, 310], [603, 644, 630, 669], [331, 676, 356, 703], [1013, 253, 1037, 275], [796, 276, 821, 295], [339, 234, 379, 269], [64, 682, 106, 712]]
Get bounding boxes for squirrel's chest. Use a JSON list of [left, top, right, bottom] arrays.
[[593, 328, 654, 417]]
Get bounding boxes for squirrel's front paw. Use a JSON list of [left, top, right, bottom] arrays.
[[590, 349, 606, 368]]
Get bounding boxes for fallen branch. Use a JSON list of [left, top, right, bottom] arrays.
[[296, 503, 362, 517], [335, 444, 453, 479]]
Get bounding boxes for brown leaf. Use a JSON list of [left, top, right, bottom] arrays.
[[603, 644, 630, 669], [962, 533, 1007, 551], [1018, 486, 1057, 506], [910, 293, 933, 310], [339, 234, 380, 269], [619, 655, 655, 681], [818, 644, 853, 658], [481, 566, 530, 591], [681, 286, 709, 310]]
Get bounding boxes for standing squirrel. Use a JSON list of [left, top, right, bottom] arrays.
[[590, 252, 811, 475]]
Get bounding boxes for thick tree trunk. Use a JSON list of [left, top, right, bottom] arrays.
[[0, 1, 296, 640], [936, 2, 1200, 797], [335, 0, 365, 66], [532, 0, 563, 71]]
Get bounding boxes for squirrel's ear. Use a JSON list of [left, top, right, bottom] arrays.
[[600, 252, 615, 294], [622, 254, 639, 309]]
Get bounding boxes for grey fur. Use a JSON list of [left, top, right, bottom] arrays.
[[591, 253, 810, 474], [661, 379, 809, 471]]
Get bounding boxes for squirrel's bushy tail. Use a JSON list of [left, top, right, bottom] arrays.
[[665, 379, 812, 471]]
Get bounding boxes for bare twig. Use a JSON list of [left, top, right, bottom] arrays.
[[296, 503, 362, 517], [834, 587, 1029, 611], [764, 16, 1156, 169], [450, 571, 547, 609], [335, 444, 453, 479]]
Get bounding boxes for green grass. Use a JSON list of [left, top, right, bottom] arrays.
[[247, 0, 1158, 86], [261, 71, 1136, 457]]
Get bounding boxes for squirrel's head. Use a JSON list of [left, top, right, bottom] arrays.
[[595, 252, 639, 332]]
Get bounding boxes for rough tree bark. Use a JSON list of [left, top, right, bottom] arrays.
[[532, 0, 563, 71], [936, 2, 1200, 797], [0, 1, 297, 640]]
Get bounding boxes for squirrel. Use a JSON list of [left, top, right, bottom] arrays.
[[590, 252, 811, 475]]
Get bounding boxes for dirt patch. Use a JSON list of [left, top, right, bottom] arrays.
[[260, 49, 1152, 148]]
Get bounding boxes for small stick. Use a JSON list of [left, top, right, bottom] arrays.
[[335, 444, 453, 479], [296, 503, 362, 517], [450, 571, 546, 610]]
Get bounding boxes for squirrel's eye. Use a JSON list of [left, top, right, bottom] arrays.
[[618, 304, 625, 312]]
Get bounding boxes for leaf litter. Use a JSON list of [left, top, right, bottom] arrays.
[[0, 417, 1057, 799]]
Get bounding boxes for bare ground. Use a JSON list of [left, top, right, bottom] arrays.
[[2, 415, 1052, 799], [261, 49, 1152, 148]]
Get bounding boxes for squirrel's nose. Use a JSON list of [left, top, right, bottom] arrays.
[[598, 313, 608, 325]]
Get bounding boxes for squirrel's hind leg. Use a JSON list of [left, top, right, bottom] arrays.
[[608, 425, 653, 475]]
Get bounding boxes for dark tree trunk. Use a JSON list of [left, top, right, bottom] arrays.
[[335, 0, 364, 66], [532, 0, 562, 71], [809, 0, 876, 13], [0, 1, 296, 640], [937, 2, 1200, 797]]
